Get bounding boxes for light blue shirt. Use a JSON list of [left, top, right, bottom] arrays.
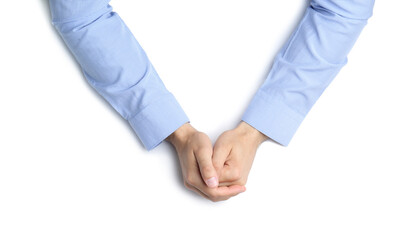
[[49, 0, 375, 150]]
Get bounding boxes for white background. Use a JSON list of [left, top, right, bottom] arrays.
[[1, 0, 411, 239]]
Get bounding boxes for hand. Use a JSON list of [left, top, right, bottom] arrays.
[[213, 121, 268, 187], [167, 123, 246, 202]]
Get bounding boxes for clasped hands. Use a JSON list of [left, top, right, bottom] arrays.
[[166, 122, 268, 202]]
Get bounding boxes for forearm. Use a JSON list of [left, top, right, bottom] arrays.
[[242, 0, 375, 146], [49, 0, 188, 150]]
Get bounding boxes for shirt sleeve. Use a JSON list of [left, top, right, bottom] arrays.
[[48, 0, 189, 150], [241, 0, 375, 146]]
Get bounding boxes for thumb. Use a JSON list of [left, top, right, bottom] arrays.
[[212, 142, 231, 181], [196, 148, 219, 188]]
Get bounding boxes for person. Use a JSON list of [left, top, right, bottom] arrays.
[[49, 0, 375, 202]]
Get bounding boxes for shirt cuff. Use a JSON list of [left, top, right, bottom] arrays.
[[241, 91, 305, 146], [128, 93, 189, 150]]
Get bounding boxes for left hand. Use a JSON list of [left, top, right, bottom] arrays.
[[213, 121, 268, 187]]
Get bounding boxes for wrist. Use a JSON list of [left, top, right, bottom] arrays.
[[236, 121, 268, 145], [166, 122, 197, 148]]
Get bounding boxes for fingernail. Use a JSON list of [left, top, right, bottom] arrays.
[[206, 177, 218, 188]]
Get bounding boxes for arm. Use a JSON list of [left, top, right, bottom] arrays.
[[214, 0, 375, 187], [242, 0, 376, 146], [49, 0, 243, 201], [49, 0, 188, 150]]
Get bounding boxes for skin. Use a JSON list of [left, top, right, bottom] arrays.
[[213, 121, 268, 187], [166, 123, 246, 202]]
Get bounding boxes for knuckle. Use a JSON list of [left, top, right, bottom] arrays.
[[231, 168, 242, 181], [185, 174, 196, 186], [183, 181, 191, 190], [221, 130, 231, 137], [220, 196, 230, 202], [208, 191, 219, 200], [239, 179, 247, 186], [222, 130, 234, 139], [209, 196, 220, 202]]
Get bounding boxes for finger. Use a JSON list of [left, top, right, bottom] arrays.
[[201, 184, 246, 202], [188, 182, 245, 202], [185, 151, 218, 196], [184, 182, 211, 201], [212, 142, 231, 176], [217, 163, 241, 183], [218, 181, 241, 187], [187, 166, 246, 201], [195, 148, 219, 188], [187, 151, 245, 201]]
